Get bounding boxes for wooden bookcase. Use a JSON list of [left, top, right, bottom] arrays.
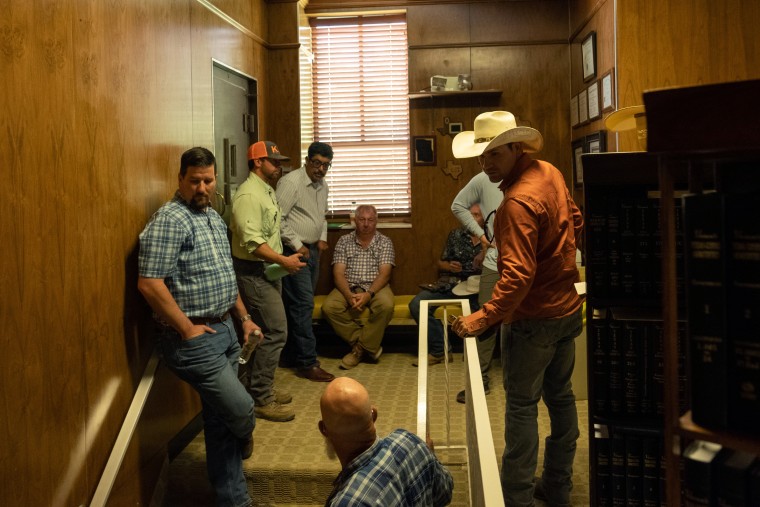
[[644, 79, 760, 506], [583, 152, 688, 506]]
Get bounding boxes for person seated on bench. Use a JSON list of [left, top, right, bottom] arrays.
[[319, 377, 453, 507], [409, 203, 484, 366], [322, 205, 395, 370]]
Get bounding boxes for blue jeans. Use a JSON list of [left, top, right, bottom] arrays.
[[157, 317, 254, 507], [281, 244, 320, 369], [500, 308, 583, 506], [233, 258, 288, 406], [409, 289, 479, 357]]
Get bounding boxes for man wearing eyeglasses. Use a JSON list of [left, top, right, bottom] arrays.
[[450, 111, 584, 507], [230, 141, 306, 423], [276, 142, 336, 383]]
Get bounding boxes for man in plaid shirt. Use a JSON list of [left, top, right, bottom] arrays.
[[138, 147, 261, 507], [322, 205, 395, 369], [319, 378, 453, 506]]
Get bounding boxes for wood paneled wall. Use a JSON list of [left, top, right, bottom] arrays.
[[310, 1, 571, 295], [0, 1, 277, 505], [616, 0, 760, 152], [568, 0, 615, 207]]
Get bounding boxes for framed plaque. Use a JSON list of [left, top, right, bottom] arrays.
[[601, 70, 615, 112], [582, 31, 597, 82], [570, 94, 579, 127], [587, 81, 601, 121], [578, 88, 588, 125]]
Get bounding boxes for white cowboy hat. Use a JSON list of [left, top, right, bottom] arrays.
[[452, 111, 543, 159], [603, 105, 646, 132], [452, 275, 481, 296]]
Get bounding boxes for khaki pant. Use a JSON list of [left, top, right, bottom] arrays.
[[322, 286, 394, 354]]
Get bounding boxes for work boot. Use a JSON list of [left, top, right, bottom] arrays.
[[254, 401, 295, 422], [340, 344, 364, 369]]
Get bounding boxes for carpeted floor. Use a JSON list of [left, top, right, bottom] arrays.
[[164, 338, 589, 506]]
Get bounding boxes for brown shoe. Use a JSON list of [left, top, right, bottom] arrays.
[[298, 365, 335, 382], [254, 401, 295, 422], [412, 353, 454, 367], [340, 344, 364, 369]]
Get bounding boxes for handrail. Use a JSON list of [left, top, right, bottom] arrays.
[[415, 299, 472, 439], [90, 349, 161, 507], [464, 338, 504, 507], [415, 299, 503, 506]]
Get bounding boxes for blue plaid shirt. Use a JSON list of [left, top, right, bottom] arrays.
[[326, 429, 453, 507], [138, 193, 238, 318]]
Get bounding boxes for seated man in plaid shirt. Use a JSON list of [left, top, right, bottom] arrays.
[[322, 204, 395, 369], [319, 377, 453, 506]]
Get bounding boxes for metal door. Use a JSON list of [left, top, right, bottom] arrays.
[[212, 62, 257, 223]]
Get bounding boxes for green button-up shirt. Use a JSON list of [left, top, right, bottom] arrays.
[[230, 171, 283, 260]]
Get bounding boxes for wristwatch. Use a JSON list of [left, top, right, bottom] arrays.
[[240, 314, 253, 323], [368, 290, 375, 298]]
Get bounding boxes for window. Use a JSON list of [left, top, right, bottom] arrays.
[[310, 14, 410, 217]]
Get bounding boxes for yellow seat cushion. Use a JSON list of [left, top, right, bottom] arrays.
[[312, 294, 465, 326]]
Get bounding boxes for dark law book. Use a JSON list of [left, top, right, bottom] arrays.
[[607, 192, 622, 296], [641, 437, 659, 507], [652, 322, 666, 416], [623, 320, 643, 416], [683, 440, 722, 506], [725, 192, 760, 435], [611, 433, 626, 507], [588, 194, 609, 297], [620, 196, 638, 297], [714, 448, 757, 507], [683, 192, 728, 429], [590, 309, 609, 416], [607, 317, 624, 416], [639, 322, 656, 417], [625, 435, 644, 507], [635, 197, 655, 298], [595, 428, 612, 507]]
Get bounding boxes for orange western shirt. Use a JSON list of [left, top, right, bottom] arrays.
[[463, 153, 584, 333]]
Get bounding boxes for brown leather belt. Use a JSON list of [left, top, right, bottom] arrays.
[[188, 311, 230, 326]]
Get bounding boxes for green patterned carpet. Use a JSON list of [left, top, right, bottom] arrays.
[[164, 344, 589, 506]]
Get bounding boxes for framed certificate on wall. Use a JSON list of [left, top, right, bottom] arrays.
[[587, 81, 600, 120], [582, 31, 597, 82], [578, 88, 588, 125], [601, 70, 615, 112]]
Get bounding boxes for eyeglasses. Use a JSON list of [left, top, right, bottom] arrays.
[[263, 158, 282, 167], [308, 158, 332, 170], [484, 210, 496, 244]]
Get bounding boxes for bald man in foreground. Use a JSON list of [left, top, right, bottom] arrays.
[[319, 378, 453, 506]]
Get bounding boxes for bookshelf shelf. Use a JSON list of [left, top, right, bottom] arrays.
[[645, 79, 760, 507], [678, 412, 760, 456], [408, 89, 502, 100]]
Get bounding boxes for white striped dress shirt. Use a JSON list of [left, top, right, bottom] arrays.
[[276, 166, 328, 250]]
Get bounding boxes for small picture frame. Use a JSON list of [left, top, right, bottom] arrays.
[[601, 69, 615, 112], [585, 130, 607, 154], [587, 81, 601, 121], [578, 88, 589, 125], [448, 122, 463, 135], [412, 136, 436, 166], [572, 138, 585, 188], [582, 31, 597, 82], [570, 95, 579, 128]]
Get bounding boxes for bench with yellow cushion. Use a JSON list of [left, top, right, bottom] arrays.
[[312, 294, 465, 326]]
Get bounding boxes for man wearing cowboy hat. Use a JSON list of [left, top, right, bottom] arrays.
[[451, 111, 584, 507]]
